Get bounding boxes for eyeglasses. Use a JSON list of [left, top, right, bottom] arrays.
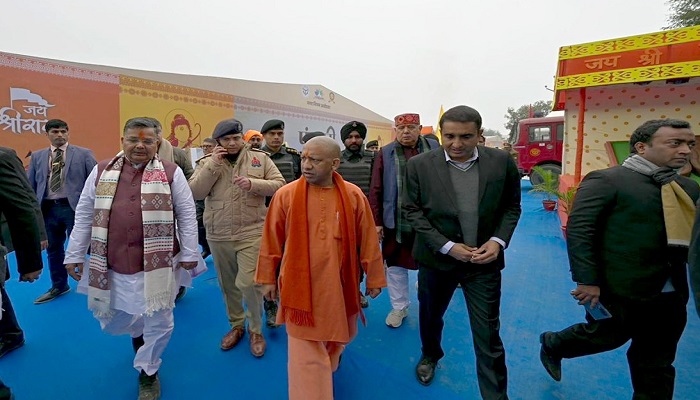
[[124, 137, 156, 145]]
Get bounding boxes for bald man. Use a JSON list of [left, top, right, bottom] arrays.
[[256, 137, 387, 400]]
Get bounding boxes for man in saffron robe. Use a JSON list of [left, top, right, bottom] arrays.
[[256, 136, 386, 400]]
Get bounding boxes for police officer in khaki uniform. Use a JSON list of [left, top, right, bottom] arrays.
[[189, 119, 285, 358]]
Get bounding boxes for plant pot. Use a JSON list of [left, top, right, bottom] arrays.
[[542, 200, 557, 211]]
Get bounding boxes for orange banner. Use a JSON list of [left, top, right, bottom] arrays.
[[558, 41, 700, 77], [0, 54, 120, 165]]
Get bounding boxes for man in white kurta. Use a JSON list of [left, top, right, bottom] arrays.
[[64, 117, 199, 400]]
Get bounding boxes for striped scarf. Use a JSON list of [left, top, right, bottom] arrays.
[[88, 151, 176, 318]]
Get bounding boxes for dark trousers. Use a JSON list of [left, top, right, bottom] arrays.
[[418, 266, 508, 400], [0, 378, 11, 400], [0, 283, 23, 341], [0, 252, 23, 341], [547, 292, 687, 400], [196, 200, 210, 254], [41, 199, 74, 291]]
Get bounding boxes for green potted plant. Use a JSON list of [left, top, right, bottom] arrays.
[[557, 185, 578, 238], [558, 185, 577, 216], [529, 165, 559, 211]]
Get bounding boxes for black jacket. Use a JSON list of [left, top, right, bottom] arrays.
[[0, 147, 43, 280], [567, 166, 700, 301], [403, 147, 522, 271]]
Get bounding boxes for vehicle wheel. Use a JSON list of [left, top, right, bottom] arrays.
[[530, 164, 562, 186]]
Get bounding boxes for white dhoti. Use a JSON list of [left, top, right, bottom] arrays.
[[85, 270, 177, 376], [98, 307, 174, 376]]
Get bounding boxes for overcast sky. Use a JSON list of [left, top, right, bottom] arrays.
[[1, 0, 671, 132]]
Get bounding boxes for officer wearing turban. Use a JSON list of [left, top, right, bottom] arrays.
[[244, 130, 263, 150], [337, 121, 374, 196], [336, 120, 376, 308]]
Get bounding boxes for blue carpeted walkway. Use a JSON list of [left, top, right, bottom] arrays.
[[1, 180, 699, 399]]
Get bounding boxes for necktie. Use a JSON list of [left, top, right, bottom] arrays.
[[50, 148, 64, 193]]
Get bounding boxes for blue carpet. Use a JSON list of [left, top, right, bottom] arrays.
[[1, 180, 699, 399]]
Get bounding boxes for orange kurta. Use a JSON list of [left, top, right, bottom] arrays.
[[256, 180, 386, 342]]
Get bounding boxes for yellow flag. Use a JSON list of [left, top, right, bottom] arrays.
[[435, 105, 445, 142]]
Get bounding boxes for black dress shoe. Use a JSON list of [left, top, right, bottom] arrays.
[[0, 337, 25, 359], [175, 286, 187, 302], [138, 370, 161, 400], [0, 384, 14, 400], [264, 299, 279, 328], [539, 332, 562, 381], [34, 287, 70, 304], [415, 356, 437, 386], [132, 335, 145, 353]]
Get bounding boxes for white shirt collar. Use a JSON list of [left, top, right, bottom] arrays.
[[443, 146, 479, 165], [50, 143, 68, 153]]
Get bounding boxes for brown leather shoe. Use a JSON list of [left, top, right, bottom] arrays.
[[248, 329, 266, 358], [220, 326, 245, 351]]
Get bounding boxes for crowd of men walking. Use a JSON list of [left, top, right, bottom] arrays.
[[0, 107, 699, 400]]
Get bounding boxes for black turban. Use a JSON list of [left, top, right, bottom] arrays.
[[340, 121, 367, 142]]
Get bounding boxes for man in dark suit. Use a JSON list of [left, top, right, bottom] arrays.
[[27, 119, 96, 304], [403, 105, 521, 398], [539, 119, 698, 399], [0, 147, 44, 400]]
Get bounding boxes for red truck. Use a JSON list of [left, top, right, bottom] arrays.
[[511, 115, 564, 185]]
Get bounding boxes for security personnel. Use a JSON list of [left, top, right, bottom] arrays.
[[301, 131, 325, 144], [190, 118, 285, 357], [260, 119, 301, 327], [336, 121, 375, 308], [337, 121, 374, 197], [260, 119, 301, 184], [365, 140, 380, 153]]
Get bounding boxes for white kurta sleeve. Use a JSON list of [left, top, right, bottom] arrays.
[[172, 167, 199, 262], [64, 165, 98, 264]]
